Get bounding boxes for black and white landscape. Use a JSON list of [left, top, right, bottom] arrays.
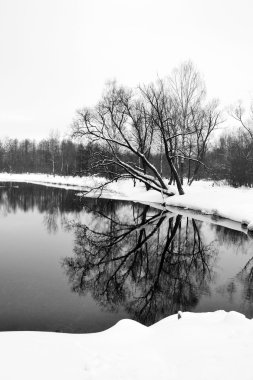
[[1, 0, 253, 379]]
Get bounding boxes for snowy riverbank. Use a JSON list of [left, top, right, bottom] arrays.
[[165, 181, 253, 232], [0, 173, 252, 232], [1, 174, 253, 378], [1, 311, 253, 380]]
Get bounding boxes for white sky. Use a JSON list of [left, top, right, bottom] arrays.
[[0, 0, 253, 140]]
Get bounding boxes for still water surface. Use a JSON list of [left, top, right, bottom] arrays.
[[0, 182, 253, 332]]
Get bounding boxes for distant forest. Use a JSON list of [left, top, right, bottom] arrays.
[[205, 130, 253, 187], [0, 137, 94, 176], [0, 129, 253, 187], [0, 136, 174, 179]]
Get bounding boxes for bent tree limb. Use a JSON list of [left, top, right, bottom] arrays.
[[72, 66, 220, 196]]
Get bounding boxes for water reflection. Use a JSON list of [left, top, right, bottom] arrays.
[[1, 182, 253, 331], [236, 257, 253, 302], [0, 182, 83, 234], [211, 223, 249, 247], [0, 182, 83, 212], [63, 204, 216, 325]]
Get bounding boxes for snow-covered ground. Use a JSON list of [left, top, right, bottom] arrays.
[[1, 173, 253, 378], [0, 173, 253, 231], [0, 311, 253, 380], [165, 180, 253, 231], [0, 172, 144, 197], [0, 172, 107, 191], [127, 180, 253, 232]]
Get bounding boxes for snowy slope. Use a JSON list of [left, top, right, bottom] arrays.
[[164, 181, 253, 231], [0, 311, 253, 380]]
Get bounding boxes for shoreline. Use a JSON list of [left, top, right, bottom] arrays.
[[0, 172, 253, 233], [0, 174, 253, 378]]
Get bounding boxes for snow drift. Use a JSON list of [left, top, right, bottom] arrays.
[[0, 311, 253, 380]]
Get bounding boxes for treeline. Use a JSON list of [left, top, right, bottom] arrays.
[[205, 129, 253, 187], [0, 137, 92, 175], [1, 130, 253, 188], [0, 137, 170, 178]]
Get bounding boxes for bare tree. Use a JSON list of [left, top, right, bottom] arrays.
[[48, 130, 60, 175], [71, 63, 221, 196], [187, 99, 222, 184], [169, 61, 206, 184], [140, 62, 221, 187], [72, 83, 176, 196], [231, 102, 253, 141]]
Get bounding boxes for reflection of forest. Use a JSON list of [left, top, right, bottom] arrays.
[[225, 254, 253, 314], [0, 182, 84, 214], [210, 223, 249, 246], [0, 182, 144, 233], [0, 182, 87, 234], [3, 182, 253, 320], [63, 202, 217, 325], [207, 223, 253, 316]]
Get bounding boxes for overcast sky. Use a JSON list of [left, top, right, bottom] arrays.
[[0, 0, 253, 140]]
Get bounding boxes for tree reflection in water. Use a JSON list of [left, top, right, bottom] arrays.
[[2, 183, 253, 325], [63, 203, 216, 325], [213, 226, 253, 315], [236, 256, 253, 303]]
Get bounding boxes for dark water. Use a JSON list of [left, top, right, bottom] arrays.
[[0, 182, 253, 333]]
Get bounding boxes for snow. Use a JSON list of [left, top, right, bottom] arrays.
[[0, 310, 253, 379], [247, 221, 253, 231], [163, 180, 253, 233], [118, 179, 253, 233], [0, 172, 105, 191], [0, 172, 143, 196], [0, 173, 253, 231], [1, 174, 253, 377]]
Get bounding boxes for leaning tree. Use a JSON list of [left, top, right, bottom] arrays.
[[72, 62, 221, 195]]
